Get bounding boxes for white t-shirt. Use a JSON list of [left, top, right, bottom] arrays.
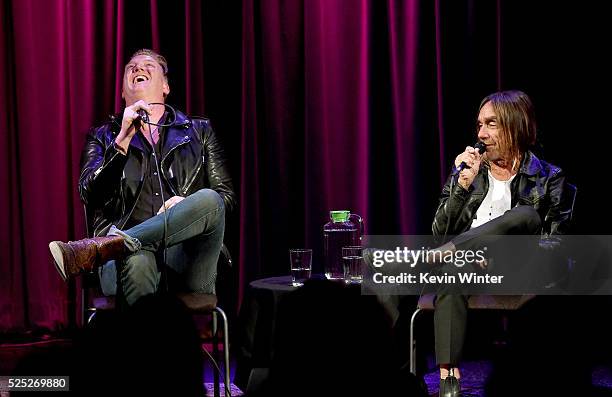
[[470, 170, 516, 229]]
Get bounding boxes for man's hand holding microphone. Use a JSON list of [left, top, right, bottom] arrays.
[[453, 142, 486, 190], [114, 100, 152, 154]]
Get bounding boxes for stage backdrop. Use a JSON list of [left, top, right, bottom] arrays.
[[1, 0, 607, 331]]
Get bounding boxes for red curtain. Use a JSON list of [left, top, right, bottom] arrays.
[[0, 0, 219, 331], [237, 0, 444, 298], [1, 0, 123, 330], [1, 0, 605, 331]]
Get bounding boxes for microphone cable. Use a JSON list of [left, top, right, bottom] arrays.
[[139, 102, 177, 128], [99, 103, 178, 293], [139, 105, 233, 396], [137, 103, 177, 293]]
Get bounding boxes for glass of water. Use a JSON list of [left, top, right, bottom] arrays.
[[342, 246, 364, 284], [289, 249, 312, 287]]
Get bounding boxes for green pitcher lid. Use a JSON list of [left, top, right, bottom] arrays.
[[330, 210, 350, 222]]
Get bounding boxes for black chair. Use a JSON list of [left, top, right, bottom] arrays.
[[81, 206, 232, 397], [409, 183, 577, 375]]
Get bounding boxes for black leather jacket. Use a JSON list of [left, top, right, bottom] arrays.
[[432, 151, 573, 238], [79, 109, 236, 237]]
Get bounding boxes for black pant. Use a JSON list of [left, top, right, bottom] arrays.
[[434, 205, 541, 364]]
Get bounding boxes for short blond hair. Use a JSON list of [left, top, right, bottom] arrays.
[[129, 49, 168, 76]]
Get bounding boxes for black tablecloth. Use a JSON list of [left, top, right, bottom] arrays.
[[234, 274, 410, 392], [234, 276, 300, 391]]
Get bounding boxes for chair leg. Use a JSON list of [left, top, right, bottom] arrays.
[[212, 310, 220, 397], [86, 309, 97, 326], [81, 287, 87, 326], [214, 306, 231, 397], [410, 308, 422, 375]]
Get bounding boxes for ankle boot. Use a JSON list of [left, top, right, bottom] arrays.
[[49, 236, 129, 281], [439, 370, 460, 397]]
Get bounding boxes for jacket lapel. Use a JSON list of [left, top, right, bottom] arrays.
[[512, 151, 543, 206], [161, 109, 192, 159]]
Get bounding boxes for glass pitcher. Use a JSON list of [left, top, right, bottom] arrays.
[[323, 210, 363, 280]]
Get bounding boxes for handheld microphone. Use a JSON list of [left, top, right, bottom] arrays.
[[136, 108, 149, 124], [454, 141, 486, 174], [131, 109, 148, 130]]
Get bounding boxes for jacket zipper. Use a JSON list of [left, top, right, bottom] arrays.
[[160, 137, 191, 196], [182, 156, 203, 196], [93, 150, 121, 179]]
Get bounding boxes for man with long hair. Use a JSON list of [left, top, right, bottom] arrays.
[[431, 90, 573, 395]]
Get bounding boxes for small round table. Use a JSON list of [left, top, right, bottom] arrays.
[[249, 275, 299, 292], [235, 275, 325, 391]]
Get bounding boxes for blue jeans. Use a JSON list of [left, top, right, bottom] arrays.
[[107, 189, 225, 306]]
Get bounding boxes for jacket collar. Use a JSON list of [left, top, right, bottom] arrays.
[[108, 107, 193, 153], [518, 150, 543, 176], [169, 108, 191, 129], [162, 109, 192, 153]]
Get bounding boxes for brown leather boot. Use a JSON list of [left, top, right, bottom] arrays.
[[49, 236, 129, 281]]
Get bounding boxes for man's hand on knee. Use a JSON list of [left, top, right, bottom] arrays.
[[157, 196, 185, 214]]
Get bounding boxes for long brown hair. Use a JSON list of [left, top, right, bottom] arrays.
[[479, 90, 537, 169]]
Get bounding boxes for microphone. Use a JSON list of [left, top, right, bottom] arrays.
[[454, 141, 486, 174], [135, 108, 149, 125]]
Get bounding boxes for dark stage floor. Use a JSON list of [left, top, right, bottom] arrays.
[[423, 360, 612, 397], [2, 336, 612, 396], [0, 337, 244, 396]]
